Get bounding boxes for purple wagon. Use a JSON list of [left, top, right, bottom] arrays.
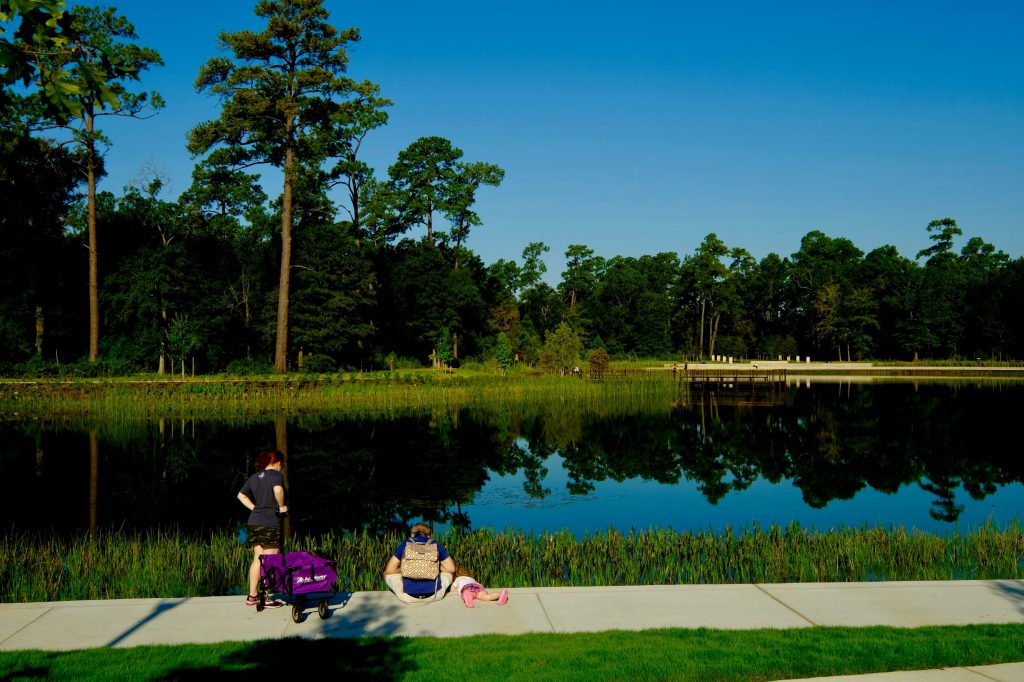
[[258, 551, 338, 622]]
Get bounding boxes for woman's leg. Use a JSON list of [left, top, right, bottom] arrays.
[[385, 573, 419, 603], [248, 545, 280, 598], [247, 544, 264, 598], [438, 571, 454, 594]]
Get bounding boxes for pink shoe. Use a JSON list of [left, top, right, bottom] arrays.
[[498, 589, 509, 605], [462, 589, 476, 608]]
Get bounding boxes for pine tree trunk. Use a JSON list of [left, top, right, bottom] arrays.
[[699, 298, 706, 360], [349, 174, 361, 248], [34, 305, 43, 357], [709, 314, 720, 359], [86, 114, 100, 363], [274, 135, 295, 373], [159, 307, 167, 374]]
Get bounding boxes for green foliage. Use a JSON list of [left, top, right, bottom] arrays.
[[302, 353, 336, 373], [540, 322, 582, 374], [586, 346, 610, 376], [436, 326, 453, 365], [494, 331, 513, 369], [385, 136, 461, 242], [374, 239, 493, 362], [9, 356, 138, 377], [166, 315, 200, 374], [290, 220, 376, 362], [0, 1, 145, 122], [375, 353, 421, 371], [225, 357, 273, 376], [378, 136, 503, 250]]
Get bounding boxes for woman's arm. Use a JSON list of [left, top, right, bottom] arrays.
[[273, 484, 287, 513], [439, 557, 455, 573], [237, 492, 255, 511], [384, 555, 402, 575]]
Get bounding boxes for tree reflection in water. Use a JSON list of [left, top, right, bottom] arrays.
[[3, 381, 1022, 536]]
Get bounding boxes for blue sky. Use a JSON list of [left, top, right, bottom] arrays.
[[88, 1, 1023, 277]]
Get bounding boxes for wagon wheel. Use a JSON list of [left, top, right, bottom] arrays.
[[291, 604, 303, 623], [318, 599, 330, 620], [256, 592, 265, 612]]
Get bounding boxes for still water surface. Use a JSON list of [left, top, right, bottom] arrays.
[[4, 380, 1022, 536]]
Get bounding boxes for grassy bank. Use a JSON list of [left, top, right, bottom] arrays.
[[1, 625, 1022, 681], [4, 368, 1024, 421], [0, 371, 687, 420], [3, 524, 1020, 603]]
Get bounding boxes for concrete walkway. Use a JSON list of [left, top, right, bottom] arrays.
[[1, 580, 1022, 680]]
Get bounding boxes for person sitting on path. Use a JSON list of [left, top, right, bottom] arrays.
[[453, 566, 509, 608], [237, 449, 288, 608], [383, 522, 455, 603]]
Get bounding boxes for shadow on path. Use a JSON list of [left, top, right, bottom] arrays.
[[105, 599, 184, 648], [317, 593, 421, 638], [988, 580, 1024, 616]]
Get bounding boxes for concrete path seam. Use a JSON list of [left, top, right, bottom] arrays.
[[963, 666, 1011, 681], [534, 593, 557, 633], [0, 606, 52, 647], [753, 584, 819, 626]]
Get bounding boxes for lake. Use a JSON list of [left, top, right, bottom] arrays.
[[3, 378, 1022, 537]]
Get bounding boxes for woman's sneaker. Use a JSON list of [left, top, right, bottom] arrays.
[[246, 594, 284, 608]]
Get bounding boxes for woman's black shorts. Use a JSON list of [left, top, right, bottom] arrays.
[[247, 524, 282, 549]]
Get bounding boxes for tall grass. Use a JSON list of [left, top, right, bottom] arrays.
[[0, 373, 684, 422], [2, 523, 1020, 603]]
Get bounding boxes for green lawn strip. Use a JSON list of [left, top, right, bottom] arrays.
[[1, 625, 1022, 681]]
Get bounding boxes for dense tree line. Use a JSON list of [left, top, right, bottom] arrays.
[[3, 1, 1022, 375]]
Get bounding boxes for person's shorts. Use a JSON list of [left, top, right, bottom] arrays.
[[247, 524, 282, 549]]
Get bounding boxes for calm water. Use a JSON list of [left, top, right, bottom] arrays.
[[4, 380, 1022, 537]]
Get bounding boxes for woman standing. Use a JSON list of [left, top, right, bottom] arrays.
[[237, 450, 288, 607]]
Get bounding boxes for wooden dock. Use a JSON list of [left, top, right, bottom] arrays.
[[674, 368, 789, 406], [580, 367, 788, 384], [676, 368, 788, 385]]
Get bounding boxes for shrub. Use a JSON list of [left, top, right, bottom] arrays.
[[587, 347, 610, 376], [60, 358, 139, 377], [390, 355, 424, 370], [301, 354, 336, 373], [225, 357, 273, 375]]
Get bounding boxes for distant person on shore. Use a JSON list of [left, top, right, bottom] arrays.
[[453, 566, 509, 608], [384, 522, 455, 602], [237, 450, 288, 608]]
